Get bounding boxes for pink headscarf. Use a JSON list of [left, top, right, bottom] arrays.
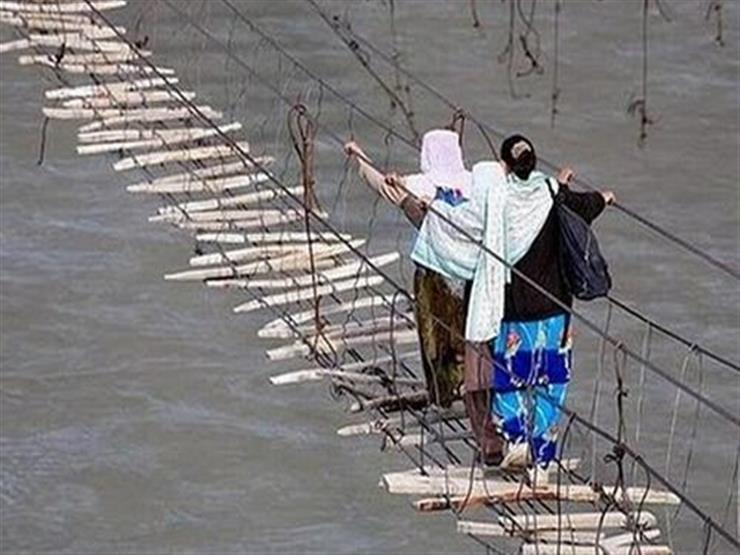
[[405, 129, 472, 201]]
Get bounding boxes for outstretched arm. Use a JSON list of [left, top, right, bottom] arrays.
[[557, 166, 614, 223], [345, 141, 408, 207]]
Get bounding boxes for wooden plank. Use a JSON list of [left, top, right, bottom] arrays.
[[20, 51, 150, 66], [78, 105, 223, 130], [29, 33, 132, 52], [113, 141, 249, 171], [337, 405, 466, 437], [282, 314, 415, 346], [385, 472, 680, 505], [132, 171, 270, 195], [7, 21, 123, 38], [266, 311, 415, 342], [267, 328, 418, 362], [269, 367, 423, 387], [158, 186, 302, 214], [520, 529, 665, 555], [79, 123, 233, 143], [349, 388, 427, 413], [164, 240, 358, 281], [188, 244, 303, 268], [271, 352, 422, 386], [173, 211, 306, 231], [150, 207, 291, 224], [64, 90, 196, 109], [25, 59, 173, 75], [47, 77, 172, 100], [0, 38, 30, 53], [196, 230, 350, 245], [126, 156, 266, 193], [233, 272, 384, 314], [0, 1, 127, 13], [457, 512, 657, 538], [189, 239, 363, 267], [78, 123, 240, 155], [521, 546, 669, 555], [245, 252, 400, 289], [259, 294, 400, 338], [0, 11, 94, 24], [45, 104, 214, 121]]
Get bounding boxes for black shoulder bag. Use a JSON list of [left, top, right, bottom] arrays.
[[547, 179, 612, 300]]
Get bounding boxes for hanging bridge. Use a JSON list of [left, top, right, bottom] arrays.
[[1, 1, 738, 553]]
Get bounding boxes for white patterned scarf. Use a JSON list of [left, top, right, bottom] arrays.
[[465, 165, 557, 342]]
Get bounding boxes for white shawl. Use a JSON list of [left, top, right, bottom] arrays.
[[465, 166, 557, 342]]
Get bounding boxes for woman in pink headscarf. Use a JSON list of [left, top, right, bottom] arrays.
[[345, 129, 505, 465]]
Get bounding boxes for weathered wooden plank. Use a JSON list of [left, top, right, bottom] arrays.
[[21, 51, 150, 66], [78, 105, 223, 130], [7, 20, 123, 38], [270, 367, 423, 387], [246, 252, 400, 289], [189, 239, 364, 267], [259, 293, 400, 338], [233, 273, 384, 314], [64, 90, 196, 109], [158, 186, 302, 214], [271, 352, 421, 386], [281, 313, 415, 346], [79, 122, 240, 155], [79, 123, 236, 144], [47, 77, 171, 100], [0, 38, 30, 53], [126, 158, 271, 193], [0, 11, 94, 24], [349, 388, 427, 413], [457, 511, 657, 538], [151, 207, 290, 224], [22, 58, 173, 75], [401, 474, 681, 508], [46, 104, 214, 121], [267, 328, 418, 363], [165, 240, 356, 282], [0, 1, 127, 13], [337, 409, 467, 438], [113, 141, 250, 171], [521, 546, 669, 555], [173, 211, 306, 231], [29, 33, 132, 52], [196, 230, 349, 245]]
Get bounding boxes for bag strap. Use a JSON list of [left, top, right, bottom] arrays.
[[546, 178, 558, 201]]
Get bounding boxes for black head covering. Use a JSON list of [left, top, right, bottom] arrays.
[[500, 134, 536, 180]]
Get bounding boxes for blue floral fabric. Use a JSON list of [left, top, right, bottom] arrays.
[[488, 313, 572, 466]]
